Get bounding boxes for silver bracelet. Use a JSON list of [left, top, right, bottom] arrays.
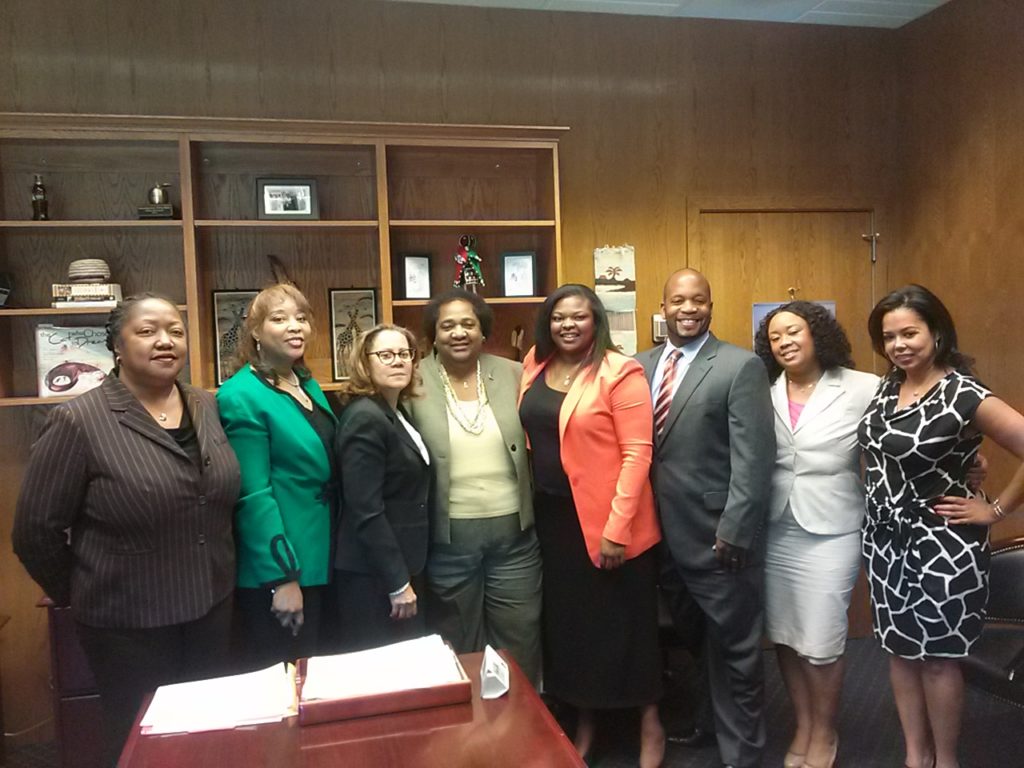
[[992, 498, 1007, 519]]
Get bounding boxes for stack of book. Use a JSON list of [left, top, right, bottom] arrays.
[[51, 282, 123, 309]]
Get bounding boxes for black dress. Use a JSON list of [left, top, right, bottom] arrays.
[[520, 374, 662, 709], [858, 371, 991, 659]]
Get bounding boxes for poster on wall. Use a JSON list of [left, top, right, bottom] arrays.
[[214, 290, 258, 385], [36, 324, 109, 397], [594, 244, 639, 354], [331, 288, 377, 380], [608, 310, 638, 356]]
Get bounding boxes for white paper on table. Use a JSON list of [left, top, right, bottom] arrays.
[[301, 634, 465, 702], [139, 664, 296, 735], [479, 645, 510, 699]]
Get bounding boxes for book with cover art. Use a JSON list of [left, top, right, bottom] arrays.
[[36, 324, 110, 398]]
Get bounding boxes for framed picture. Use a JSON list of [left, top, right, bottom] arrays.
[[256, 178, 320, 220], [213, 290, 258, 385], [331, 288, 377, 380], [403, 255, 432, 300], [501, 251, 537, 297]]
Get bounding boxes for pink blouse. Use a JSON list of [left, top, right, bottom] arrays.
[[788, 399, 805, 429]]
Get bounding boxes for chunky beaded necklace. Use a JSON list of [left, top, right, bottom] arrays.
[[439, 360, 488, 435]]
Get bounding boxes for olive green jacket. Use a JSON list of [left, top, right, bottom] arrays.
[[409, 353, 533, 544]]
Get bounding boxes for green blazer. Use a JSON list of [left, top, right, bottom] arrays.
[[410, 353, 533, 544], [217, 366, 336, 588]]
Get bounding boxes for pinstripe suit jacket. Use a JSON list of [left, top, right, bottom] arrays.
[[13, 375, 241, 629]]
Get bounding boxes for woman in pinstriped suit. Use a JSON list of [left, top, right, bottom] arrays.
[[13, 294, 241, 766]]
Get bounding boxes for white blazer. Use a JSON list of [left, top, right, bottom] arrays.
[[768, 367, 880, 535]]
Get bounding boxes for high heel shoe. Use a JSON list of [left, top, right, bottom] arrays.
[[803, 738, 837, 768], [783, 751, 806, 768]]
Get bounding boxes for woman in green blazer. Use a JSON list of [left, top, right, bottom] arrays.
[[217, 284, 336, 667]]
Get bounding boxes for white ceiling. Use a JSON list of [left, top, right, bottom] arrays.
[[382, 0, 953, 29]]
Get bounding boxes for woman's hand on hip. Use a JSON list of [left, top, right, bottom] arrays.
[[934, 495, 1002, 526], [389, 584, 418, 620], [599, 537, 626, 569]]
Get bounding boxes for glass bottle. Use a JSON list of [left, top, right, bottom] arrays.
[[31, 174, 49, 221]]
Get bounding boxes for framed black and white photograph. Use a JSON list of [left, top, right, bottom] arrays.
[[331, 288, 377, 380], [403, 255, 432, 300], [213, 290, 257, 385], [501, 251, 537, 297], [256, 178, 320, 220]]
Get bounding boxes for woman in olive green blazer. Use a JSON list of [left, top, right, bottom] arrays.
[[217, 284, 336, 667]]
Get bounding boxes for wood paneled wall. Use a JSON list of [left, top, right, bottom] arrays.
[[895, 0, 1024, 540], [0, 1, 900, 327], [0, 0, 916, 743]]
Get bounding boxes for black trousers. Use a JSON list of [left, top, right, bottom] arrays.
[[75, 594, 234, 767], [235, 585, 323, 670], [334, 569, 427, 652], [668, 562, 766, 768]]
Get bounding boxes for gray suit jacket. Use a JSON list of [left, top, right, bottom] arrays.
[[768, 366, 879, 534], [637, 334, 775, 570], [13, 376, 241, 628], [409, 353, 533, 544]]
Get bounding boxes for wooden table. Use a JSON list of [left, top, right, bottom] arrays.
[[117, 651, 584, 767]]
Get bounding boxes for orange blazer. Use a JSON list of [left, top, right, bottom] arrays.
[[519, 348, 661, 566]]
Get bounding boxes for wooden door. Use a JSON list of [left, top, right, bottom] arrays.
[[687, 204, 881, 371], [687, 202, 881, 638]]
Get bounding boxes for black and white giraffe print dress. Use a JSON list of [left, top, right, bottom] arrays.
[[857, 371, 991, 659]]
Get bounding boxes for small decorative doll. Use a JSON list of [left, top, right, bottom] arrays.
[[453, 235, 485, 292]]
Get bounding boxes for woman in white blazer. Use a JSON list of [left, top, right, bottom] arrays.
[[754, 302, 878, 768]]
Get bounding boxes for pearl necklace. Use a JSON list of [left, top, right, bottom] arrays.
[[439, 360, 488, 435]]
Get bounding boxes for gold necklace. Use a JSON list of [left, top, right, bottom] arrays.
[[556, 360, 585, 386], [277, 370, 311, 407], [152, 388, 179, 423], [787, 375, 818, 392]]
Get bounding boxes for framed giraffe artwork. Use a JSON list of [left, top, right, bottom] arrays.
[[330, 288, 377, 381], [213, 289, 258, 385]]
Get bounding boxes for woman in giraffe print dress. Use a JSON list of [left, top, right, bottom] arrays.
[[859, 284, 1024, 768]]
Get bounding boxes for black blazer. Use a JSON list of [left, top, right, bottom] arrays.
[[333, 396, 432, 592], [13, 376, 241, 629]]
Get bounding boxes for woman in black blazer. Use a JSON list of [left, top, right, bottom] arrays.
[[13, 294, 241, 766], [333, 323, 432, 651]]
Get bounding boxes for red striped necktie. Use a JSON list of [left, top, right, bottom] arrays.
[[654, 349, 682, 436]]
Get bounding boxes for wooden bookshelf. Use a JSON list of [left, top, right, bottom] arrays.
[[0, 113, 565, 400]]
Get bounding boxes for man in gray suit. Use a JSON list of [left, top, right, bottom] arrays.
[[637, 268, 775, 768]]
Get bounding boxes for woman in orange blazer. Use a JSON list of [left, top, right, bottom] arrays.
[[519, 284, 664, 768]]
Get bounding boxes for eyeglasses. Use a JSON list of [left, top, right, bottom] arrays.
[[368, 349, 414, 364]]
